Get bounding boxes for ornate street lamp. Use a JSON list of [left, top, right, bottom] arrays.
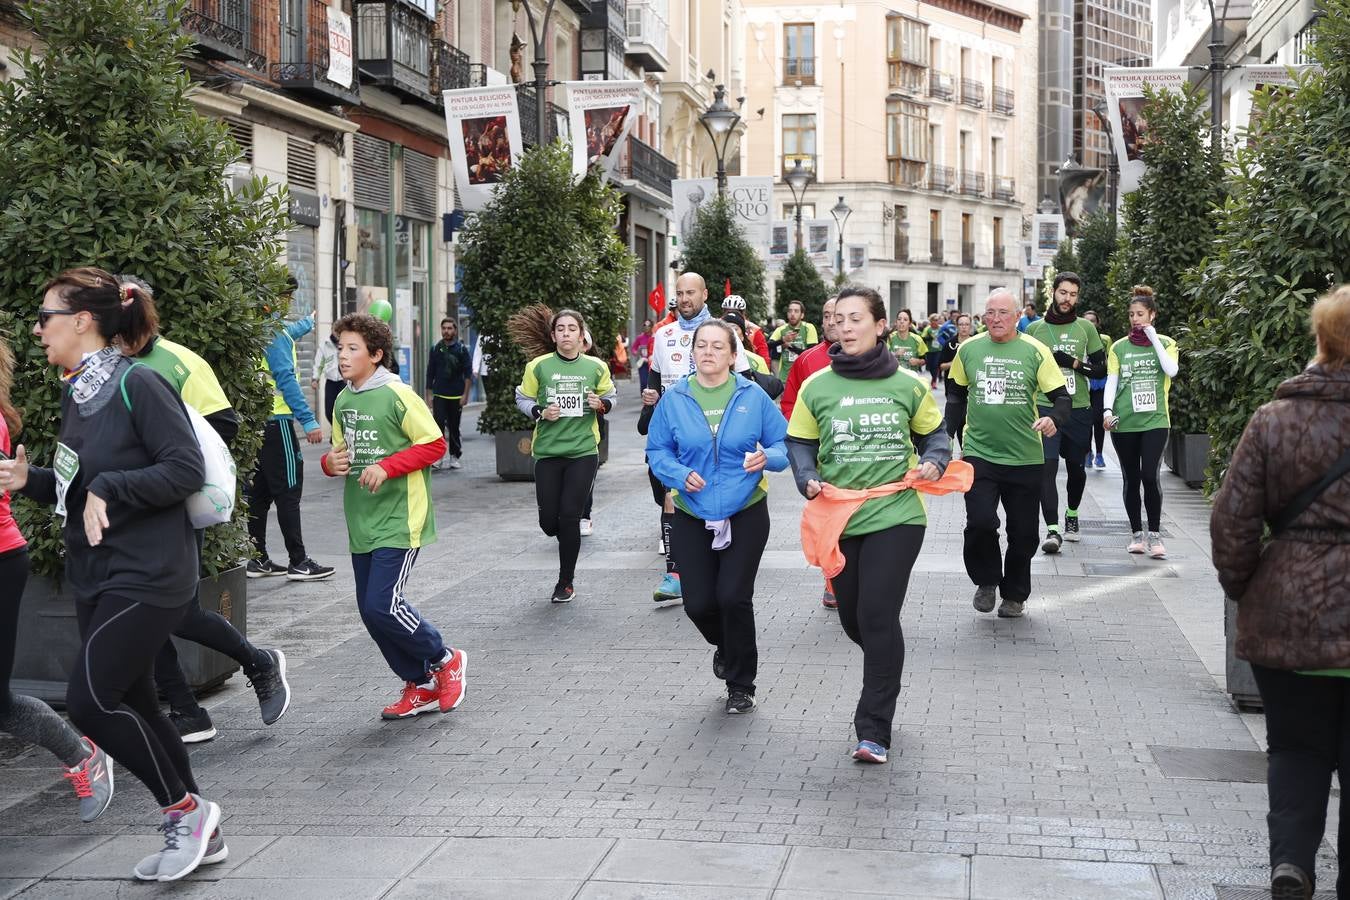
[[699, 82, 742, 197], [830, 195, 852, 273], [785, 158, 812, 251], [511, 0, 563, 145]]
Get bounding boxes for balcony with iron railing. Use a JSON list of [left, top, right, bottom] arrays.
[[272, 0, 361, 106], [992, 86, 1014, 115], [181, 0, 266, 69], [959, 171, 985, 196], [929, 71, 955, 101], [519, 86, 569, 147], [782, 154, 816, 180], [468, 63, 488, 87], [431, 38, 473, 95], [927, 165, 954, 192], [888, 158, 926, 188], [960, 78, 985, 108], [930, 237, 944, 264], [992, 175, 1016, 202], [625, 0, 669, 72], [993, 247, 1007, 269], [355, 1, 436, 106], [616, 135, 677, 199], [784, 55, 815, 85], [961, 242, 975, 267], [894, 233, 909, 263]]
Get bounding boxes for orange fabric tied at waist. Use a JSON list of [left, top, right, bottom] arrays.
[[800, 460, 975, 578]]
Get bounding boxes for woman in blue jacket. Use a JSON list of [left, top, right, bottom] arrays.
[[646, 319, 788, 715]]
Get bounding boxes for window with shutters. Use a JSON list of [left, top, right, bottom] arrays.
[[224, 119, 253, 164], [783, 24, 814, 84], [886, 99, 928, 187], [353, 133, 392, 212], [286, 137, 318, 192], [401, 149, 437, 221]]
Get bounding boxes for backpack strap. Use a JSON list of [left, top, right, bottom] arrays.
[[1269, 445, 1350, 536], [119, 362, 147, 412]]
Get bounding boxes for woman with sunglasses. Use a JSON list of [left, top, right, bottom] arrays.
[[0, 267, 220, 882]]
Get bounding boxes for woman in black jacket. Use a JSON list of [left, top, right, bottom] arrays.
[[0, 267, 219, 883]]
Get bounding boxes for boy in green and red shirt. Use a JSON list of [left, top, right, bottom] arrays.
[[321, 314, 466, 720]]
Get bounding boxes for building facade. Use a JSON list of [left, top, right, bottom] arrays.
[[740, 0, 1036, 317]]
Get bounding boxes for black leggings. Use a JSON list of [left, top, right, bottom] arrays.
[[670, 501, 771, 695], [1089, 387, 1106, 455], [534, 454, 599, 585], [69, 595, 198, 807], [831, 524, 925, 748], [1110, 428, 1167, 532]]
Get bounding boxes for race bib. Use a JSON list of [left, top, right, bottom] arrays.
[[53, 441, 79, 519], [983, 377, 1007, 405], [554, 385, 585, 418], [1061, 368, 1077, 395], [1132, 385, 1157, 413]]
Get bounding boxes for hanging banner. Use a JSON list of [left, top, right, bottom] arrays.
[[326, 6, 353, 88], [443, 86, 524, 211], [562, 80, 642, 181], [1233, 64, 1319, 138], [804, 219, 835, 267], [846, 244, 868, 274], [1032, 214, 1065, 266], [673, 177, 773, 259], [1103, 67, 1190, 194], [768, 223, 790, 265]]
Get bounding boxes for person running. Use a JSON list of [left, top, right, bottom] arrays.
[[0, 335, 114, 823], [1104, 286, 1178, 558], [311, 327, 344, 430], [1082, 310, 1110, 470], [939, 313, 975, 447], [886, 310, 929, 373], [646, 319, 787, 714], [3, 267, 221, 881], [768, 300, 820, 381], [120, 276, 290, 745], [721, 294, 771, 361], [722, 312, 782, 397], [922, 313, 944, 389], [787, 286, 951, 763], [1025, 272, 1105, 553], [632, 319, 654, 391], [515, 308, 615, 603], [247, 296, 334, 582], [425, 318, 473, 470], [320, 313, 466, 720], [947, 289, 1069, 618]]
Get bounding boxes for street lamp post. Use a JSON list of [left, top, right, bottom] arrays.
[[698, 82, 742, 197], [1090, 100, 1120, 227], [511, 0, 562, 145], [784, 158, 812, 251], [830, 196, 852, 274], [1203, 0, 1232, 161]]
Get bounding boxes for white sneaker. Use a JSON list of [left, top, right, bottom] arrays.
[[448, 457, 462, 469], [579, 518, 593, 536]]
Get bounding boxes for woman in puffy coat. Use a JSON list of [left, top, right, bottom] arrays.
[[1212, 284, 1350, 900]]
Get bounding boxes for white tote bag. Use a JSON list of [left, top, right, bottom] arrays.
[[184, 405, 237, 528]]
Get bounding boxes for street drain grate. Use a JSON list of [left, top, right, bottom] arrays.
[[1214, 888, 1335, 899], [1081, 563, 1178, 578], [1150, 746, 1267, 783]]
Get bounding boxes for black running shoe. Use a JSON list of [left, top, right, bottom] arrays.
[[725, 691, 756, 714], [551, 583, 575, 604], [247, 649, 291, 726], [1063, 514, 1080, 542], [246, 559, 286, 579], [169, 708, 216, 744], [286, 558, 334, 581], [1041, 530, 1062, 554], [713, 649, 726, 681]]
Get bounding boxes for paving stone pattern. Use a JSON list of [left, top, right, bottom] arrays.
[[0, 394, 1335, 898]]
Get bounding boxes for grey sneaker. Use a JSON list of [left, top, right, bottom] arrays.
[[135, 827, 227, 881], [1063, 514, 1080, 542], [725, 691, 756, 714], [1041, 530, 1062, 554], [247, 649, 291, 726], [149, 795, 221, 882], [972, 586, 997, 613], [998, 599, 1025, 618], [63, 738, 114, 823]]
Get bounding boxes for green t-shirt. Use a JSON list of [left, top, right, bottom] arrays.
[[787, 367, 944, 536], [332, 379, 439, 554], [518, 352, 615, 459], [886, 331, 929, 368], [137, 336, 232, 417], [950, 332, 1067, 467], [674, 378, 765, 515], [1024, 318, 1102, 408], [770, 321, 820, 379], [1107, 334, 1178, 432]]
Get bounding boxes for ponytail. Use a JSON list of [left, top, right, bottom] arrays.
[[40, 266, 159, 352]]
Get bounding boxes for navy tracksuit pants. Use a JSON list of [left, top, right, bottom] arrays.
[[352, 548, 446, 684]]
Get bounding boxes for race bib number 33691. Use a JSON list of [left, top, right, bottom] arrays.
[[555, 388, 585, 418]]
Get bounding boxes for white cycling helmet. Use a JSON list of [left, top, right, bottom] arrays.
[[722, 294, 747, 311]]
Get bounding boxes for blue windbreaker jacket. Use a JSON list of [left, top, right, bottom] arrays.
[[645, 373, 788, 520]]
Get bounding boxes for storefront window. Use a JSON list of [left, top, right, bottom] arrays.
[[356, 208, 387, 288]]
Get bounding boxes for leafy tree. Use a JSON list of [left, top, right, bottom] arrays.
[[1051, 239, 1080, 277], [774, 249, 829, 325], [1106, 84, 1225, 435], [679, 194, 768, 323], [1186, 3, 1350, 489], [459, 142, 634, 436], [1075, 209, 1122, 337], [0, 0, 290, 578]]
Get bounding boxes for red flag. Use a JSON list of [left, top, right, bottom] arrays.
[[724, 278, 732, 297], [647, 282, 665, 316]]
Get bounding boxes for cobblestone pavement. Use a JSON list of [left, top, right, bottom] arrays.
[[0, 388, 1337, 898]]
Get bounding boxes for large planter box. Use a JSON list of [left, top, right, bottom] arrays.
[[1224, 595, 1262, 712], [495, 430, 537, 481], [12, 567, 248, 706], [1166, 430, 1210, 488]]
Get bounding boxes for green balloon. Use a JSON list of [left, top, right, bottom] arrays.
[[369, 298, 393, 322]]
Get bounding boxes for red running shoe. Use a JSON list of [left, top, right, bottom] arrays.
[[381, 682, 440, 719], [432, 649, 467, 712]]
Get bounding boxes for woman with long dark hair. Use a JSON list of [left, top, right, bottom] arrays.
[[0, 267, 218, 881]]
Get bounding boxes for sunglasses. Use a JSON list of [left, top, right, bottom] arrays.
[[36, 309, 79, 328]]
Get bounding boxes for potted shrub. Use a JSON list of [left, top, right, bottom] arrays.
[[459, 142, 633, 480], [0, 0, 289, 698]]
